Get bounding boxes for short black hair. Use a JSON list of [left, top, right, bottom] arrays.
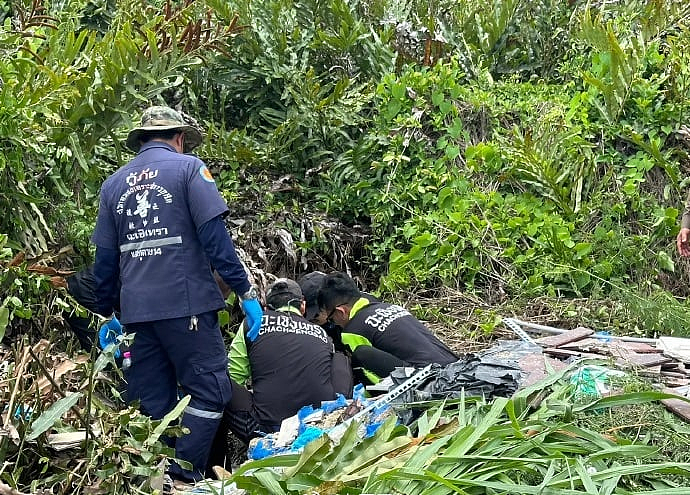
[[140, 128, 182, 144], [317, 272, 361, 313], [298, 271, 327, 321]]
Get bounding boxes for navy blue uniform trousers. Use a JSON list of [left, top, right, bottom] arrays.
[[125, 311, 232, 482]]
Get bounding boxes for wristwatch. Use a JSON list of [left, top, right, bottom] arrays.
[[241, 286, 259, 301]]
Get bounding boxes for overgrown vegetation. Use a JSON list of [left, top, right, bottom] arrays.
[[1, 0, 690, 492], [229, 364, 690, 494]]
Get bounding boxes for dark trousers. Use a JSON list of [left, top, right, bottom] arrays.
[[65, 268, 100, 350], [221, 380, 267, 444], [206, 380, 263, 475], [126, 311, 232, 482]]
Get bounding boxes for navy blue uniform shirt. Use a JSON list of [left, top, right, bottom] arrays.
[[92, 142, 234, 324]]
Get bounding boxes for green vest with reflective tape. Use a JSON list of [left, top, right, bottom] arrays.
[[341, 297, 381, 384]]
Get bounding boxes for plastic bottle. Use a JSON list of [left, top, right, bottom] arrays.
[[122, 351, 132, 371]]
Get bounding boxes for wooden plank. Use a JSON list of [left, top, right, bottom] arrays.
[[609, 346, 637, 360], [663, 377, 690, 388], [615, 353, 673, 368], [535, 327, 594, 348], [560, 338, 602, 351], [609, 341, 661, 354], [543, 347, 605, 359], [638, 365, 662, 377], [662, 387, 690, 422], [561, 339, 661, 355], [657, 337, 690, 363], [517, 353, 568, 388], [660, 371, 688, 379]]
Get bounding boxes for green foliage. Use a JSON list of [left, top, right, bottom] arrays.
[[187, 0, 393, 174], [0, 240, 61, 340], [226, 364, 690, 494], [503, 107, 596, 216], [4, 0, 690, 488], [318, 21, 690, 310], [0, 0, 239, 253], [0, 331, 189, 493], [362, 0, 578, 78]]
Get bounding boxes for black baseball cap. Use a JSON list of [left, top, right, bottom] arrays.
[[298, 271, 326, 321]]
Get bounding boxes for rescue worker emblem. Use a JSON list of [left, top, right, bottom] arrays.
[[199, 165, 215, 183], [133, 190, 152, 218]]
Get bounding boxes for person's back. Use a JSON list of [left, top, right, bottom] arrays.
[[318, 272, 458, 368], [248, 306, 335, 426], [229, 278, 342, 430], [345, 299, 457, 367], [97, 143, 225, 323], [92, 106, 263, 484]]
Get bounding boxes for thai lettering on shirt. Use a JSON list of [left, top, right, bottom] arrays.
[[364, 304, 411, 332], [115, 168, 176, 260], [258, 314, 329, 343]]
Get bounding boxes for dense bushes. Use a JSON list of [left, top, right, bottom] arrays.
[[2, 0, 689, 339], [2, 0, 690, 492]]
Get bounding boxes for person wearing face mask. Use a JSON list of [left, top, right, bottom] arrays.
[[299, 271, 406, 384], [225, 278, 352, 443], [317, 272, 458, 378]]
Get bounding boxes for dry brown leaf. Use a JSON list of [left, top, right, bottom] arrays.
[[7, 252, 25, 267], [35, 355, 89, 396], [50, 276, 68, 289], [27, 264, 58, 276]]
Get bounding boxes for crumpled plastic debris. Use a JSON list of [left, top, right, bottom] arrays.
[[392, 354, 522, 402], [247, 385, 392, 460], [570, 365, 625, 401]]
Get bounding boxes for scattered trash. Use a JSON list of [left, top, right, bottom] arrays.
[[502, 317, 538, 345], [247, 367, 435, 460], [657, 336, 690, 364], [594, 331, 611, 343], [2, 404, 33, 421], [569, 365, 625, 401], [391, 354, 522, 402]]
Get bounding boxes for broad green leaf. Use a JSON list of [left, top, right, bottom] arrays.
[[282, 434, 331, 478], [0, 305, 8, 341], [145, 395, 190, 447], [574, 458, 599, 494], [444, 397, 509, 457], [657, 250, 675, 272], [28, 392, 84, 440], [255, 469, 287, 495], [575, 392, 690, 413]]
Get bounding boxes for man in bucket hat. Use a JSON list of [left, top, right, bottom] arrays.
[[91, 105, 263, 485]]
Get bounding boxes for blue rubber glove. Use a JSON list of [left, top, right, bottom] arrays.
[[98, 315, 123, 358], [241, 298, 263, 342]]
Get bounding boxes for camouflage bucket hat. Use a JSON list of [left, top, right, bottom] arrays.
[[126, 106, 203, 153]]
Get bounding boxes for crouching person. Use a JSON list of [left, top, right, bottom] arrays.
[[318, 272, 458, 375], [224, 278, 353, 443]]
